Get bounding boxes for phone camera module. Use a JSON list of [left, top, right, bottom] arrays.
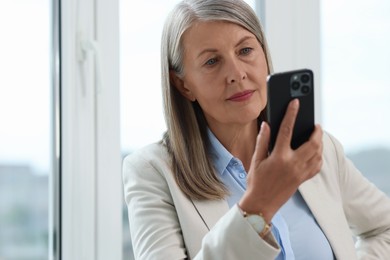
[[290, 71, 313, 98]]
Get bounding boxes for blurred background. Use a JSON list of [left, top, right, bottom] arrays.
[[0, 0, 389, 259]]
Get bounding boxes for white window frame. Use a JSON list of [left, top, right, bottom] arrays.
[[61, 0, 122, 259]]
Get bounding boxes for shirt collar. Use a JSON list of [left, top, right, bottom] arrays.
[[207, 128, 234, 176]]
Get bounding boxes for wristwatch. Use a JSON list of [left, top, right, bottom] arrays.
[[243, 211, 272, 238]]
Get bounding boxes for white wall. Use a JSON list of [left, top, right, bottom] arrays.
[[263, 0, 322, 123]]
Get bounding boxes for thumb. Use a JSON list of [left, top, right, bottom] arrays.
[[251, 121, 270, 167]]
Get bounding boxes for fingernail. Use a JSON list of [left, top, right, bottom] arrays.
[[260, 121, 267, 133], [292, 99, 299, 108]]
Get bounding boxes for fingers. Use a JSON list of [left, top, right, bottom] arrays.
[[244, 122, 324, 220], [274, 99, 300, 152], [251, 121, 270, 166], [296, 124, 323, 158], [306, 151, 323, 177], [295, 125, 324, 178]]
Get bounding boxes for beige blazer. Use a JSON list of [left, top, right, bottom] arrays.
[[123, 133, 390, 260]]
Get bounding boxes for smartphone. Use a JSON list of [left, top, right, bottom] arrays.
[[266, 68, 315, 152]]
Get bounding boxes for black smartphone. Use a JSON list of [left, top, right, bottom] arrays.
[[266, 68, 315, 152]]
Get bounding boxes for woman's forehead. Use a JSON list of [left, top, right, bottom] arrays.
[[182, 21, 255, 46]]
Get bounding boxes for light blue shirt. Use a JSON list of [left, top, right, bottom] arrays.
[[207, 129, 335, 260]]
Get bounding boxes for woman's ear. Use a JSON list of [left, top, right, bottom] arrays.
[[169, 70, 196, 102]]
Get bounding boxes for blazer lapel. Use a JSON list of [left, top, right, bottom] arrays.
[[299, 175, 357, 260], [191, 199, 229, 230]]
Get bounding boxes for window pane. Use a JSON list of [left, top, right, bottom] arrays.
[[321, 0, 390, 195], [0, 1, 52, 259], [120, 1, 256, 259]]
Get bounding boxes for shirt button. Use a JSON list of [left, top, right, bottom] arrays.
[[239, 172, 246, 179]]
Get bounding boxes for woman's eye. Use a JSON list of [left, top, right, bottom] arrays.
[[240, 47, 253, 55], [205, 58, 217, 66]]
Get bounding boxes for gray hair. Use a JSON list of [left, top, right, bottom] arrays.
[[161, 0, 273, 200]]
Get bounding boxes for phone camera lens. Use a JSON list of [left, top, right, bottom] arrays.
[[301, 85, 310, 94], [291, 81, 300, 90], [301, 74, 310, 83]]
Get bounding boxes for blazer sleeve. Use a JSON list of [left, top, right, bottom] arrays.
[[123, 151, 187, 260], [329, 134, 390, 259], [194, 204, 280, 260], [122, 146, 280, 260]]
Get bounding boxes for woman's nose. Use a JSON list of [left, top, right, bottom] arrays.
[[226, 59, 247, 84]]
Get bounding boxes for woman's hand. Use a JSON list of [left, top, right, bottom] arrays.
[[238, 99, 323, 223]]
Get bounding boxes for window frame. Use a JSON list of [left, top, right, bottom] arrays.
[[60, 0, 122, 259], [50, 0, 61, 258]]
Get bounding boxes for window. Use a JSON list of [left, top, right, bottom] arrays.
[[321, 0, 390, 195], [0, 1, 53, 259], [48, 0, 389, 258]]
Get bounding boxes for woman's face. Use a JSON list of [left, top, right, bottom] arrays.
[[174, 21, 268, 130]]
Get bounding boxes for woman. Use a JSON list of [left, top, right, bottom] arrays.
[[123, 0, 390, 259]]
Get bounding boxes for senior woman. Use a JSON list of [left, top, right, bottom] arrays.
[[123, 0, 390, 259]]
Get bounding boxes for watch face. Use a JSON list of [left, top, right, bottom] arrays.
[[247, 214, 266, 234]]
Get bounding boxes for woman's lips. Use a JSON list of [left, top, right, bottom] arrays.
[[227, 90, 255, 102]]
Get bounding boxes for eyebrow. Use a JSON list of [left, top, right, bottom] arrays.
[[235, 35, 256, 48], [196, 35, 257, 59], [197, 48, 218, 59]]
